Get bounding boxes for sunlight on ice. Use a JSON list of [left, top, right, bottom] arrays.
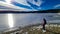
[[7, 14, 14, 28]]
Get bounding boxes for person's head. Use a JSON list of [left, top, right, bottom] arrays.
[[43, 18, 47, 24], [16, 32, 19, 34], [43, 18, 46, 21]]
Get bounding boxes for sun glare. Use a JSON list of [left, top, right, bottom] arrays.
[[5, 0, 12, 4], [7, 14, 14, 28]]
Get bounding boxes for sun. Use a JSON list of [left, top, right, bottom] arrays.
[[5, 0, 12, 4]]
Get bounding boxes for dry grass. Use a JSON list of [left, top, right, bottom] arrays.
[[2, 25, 60, 34], [19, 26, 60, 34]]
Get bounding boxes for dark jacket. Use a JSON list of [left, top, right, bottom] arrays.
[[43, 18, 47, 25]]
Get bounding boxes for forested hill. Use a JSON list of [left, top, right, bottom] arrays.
[[0, 9, 60, 13]]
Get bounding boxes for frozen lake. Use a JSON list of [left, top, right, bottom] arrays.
[[0, 13, 60, 31]]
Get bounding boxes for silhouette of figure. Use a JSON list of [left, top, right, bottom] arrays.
[[42, 18, 47, 32], [16, 32, 19, 34]]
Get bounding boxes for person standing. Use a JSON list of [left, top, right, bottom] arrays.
[[42, 18, 47, 32]]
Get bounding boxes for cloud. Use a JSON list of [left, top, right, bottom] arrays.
[[5, 0, 12, 4], [27, 0, 43, 6], [26, 0, 44, 9], [15, 0, 43, 6], [15, 0, 44, 10], [0, 0, 44, 11], [0, 1, 21, 9], [0, 1, 32, 11], [15, 0, 30, 6], [54, 4, 60, 8]]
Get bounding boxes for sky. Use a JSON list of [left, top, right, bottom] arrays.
[[0, 0, 60, 11], [40, 0, 60, 10]]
